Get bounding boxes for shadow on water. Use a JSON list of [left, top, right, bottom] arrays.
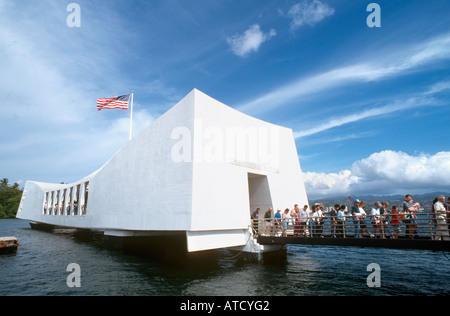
[[30, 224, 240, 272], [116, 235, 229, 271], [46, 226, 288, 269], [11, 220, 286, 270]]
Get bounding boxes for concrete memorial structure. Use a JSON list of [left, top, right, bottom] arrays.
[[17, 89, 309, 260]]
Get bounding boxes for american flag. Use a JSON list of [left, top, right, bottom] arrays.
[[97, 94, 131, 111]]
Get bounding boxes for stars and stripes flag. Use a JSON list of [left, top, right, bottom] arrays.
[[97, 94, 131, 111]]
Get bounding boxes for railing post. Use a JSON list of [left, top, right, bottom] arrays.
[[343, 216, 346, 238], [428, 213, 433, 240], [254, 212, 441, 242]]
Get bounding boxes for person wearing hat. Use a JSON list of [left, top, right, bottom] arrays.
[[349, 196, 361, 238]]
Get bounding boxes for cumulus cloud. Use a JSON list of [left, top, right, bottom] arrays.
[[304, 170, 358, 197], [227, 24, 276, 58], [287, 0, 335, 29], [304, 150, 450, 198]]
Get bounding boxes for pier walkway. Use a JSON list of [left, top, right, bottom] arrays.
[[252, 212, 450, 252], [257, 236, 450, 251]]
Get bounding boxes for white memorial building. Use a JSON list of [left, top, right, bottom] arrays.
[[17, 89, 309, 260]]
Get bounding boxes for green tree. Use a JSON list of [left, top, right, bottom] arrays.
[[0, 178, 23, 218]]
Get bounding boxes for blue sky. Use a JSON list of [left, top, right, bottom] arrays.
[[1, 0, 450, 198]]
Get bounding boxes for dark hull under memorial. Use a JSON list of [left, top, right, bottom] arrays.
[[17, 89, 309, 261]]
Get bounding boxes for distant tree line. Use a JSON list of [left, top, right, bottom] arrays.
[[0, 178, 23, 218]]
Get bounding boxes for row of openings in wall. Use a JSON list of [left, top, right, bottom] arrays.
[[42, 181, 89, 216]]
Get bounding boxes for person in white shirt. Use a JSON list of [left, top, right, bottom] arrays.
[[371, 201, 384, 238], [290, 204, 299, 219], [309, 204, 323, 238], [358, 201, 372, 238], [315, 205, 325, 238], [337, 205, 346, 238], [299, 205, 309, 237], [285, 207, 292, 230], [434, 195, 450, 241]]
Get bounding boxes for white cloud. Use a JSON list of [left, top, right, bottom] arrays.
[[293, 92, 437, 138], [304, 151, 450, 198], [423, 81, 450, 95], [238, 33, 450, 114], [304, 170, 358, 197], [287, 0, 335, 29], [227, 24, 276, 58]]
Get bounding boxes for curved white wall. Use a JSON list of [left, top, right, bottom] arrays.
[[17, 89, 309, 252]]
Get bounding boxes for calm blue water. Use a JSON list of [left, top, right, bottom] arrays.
[[1, 219, 449, 296]]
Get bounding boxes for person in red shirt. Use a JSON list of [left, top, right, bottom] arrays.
[[390, 205, 400, 239]]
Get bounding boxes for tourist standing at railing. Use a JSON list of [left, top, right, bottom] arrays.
[[371, 201, 384, 238], [274, 209, 282, 236], [434, 195, 450, 241], [290, 204, 300, 221], [337, 205, 346, 238], [330, 204, 339, 238], [390, 205, 400, 239], [293, 207, 301, 237], [308, 205, 317, 237], [251, 208, 260, 236], [349, 197, 361, 238], [251, 208, 260, 220], [310, 204, 319, 237], [264, 208, 273, 236], [431, 197, 439, 227], [316, 204, 325, 238], [359, 201, 372, 238], [285, 206, 293, 231], [290, 204, 300, 236], [402, 194, 418, 239], [380, 201, 390, 238], [308, 207, 315, 238], [281, 208, 289, 237], [299, 205, 309, 237], [410, 200, 420, 236]]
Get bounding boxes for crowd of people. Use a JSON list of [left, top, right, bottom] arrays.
[[250, 194, 450, 241]]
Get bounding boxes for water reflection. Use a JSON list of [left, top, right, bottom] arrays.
[[1, 219, 449, 296]]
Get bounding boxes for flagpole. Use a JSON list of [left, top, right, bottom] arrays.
[[129, 91, 134, 141]]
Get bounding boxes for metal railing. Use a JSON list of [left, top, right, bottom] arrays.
[[251, 212, 450, 241]]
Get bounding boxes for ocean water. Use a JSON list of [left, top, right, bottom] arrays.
[[1, 219, 449, 296]]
